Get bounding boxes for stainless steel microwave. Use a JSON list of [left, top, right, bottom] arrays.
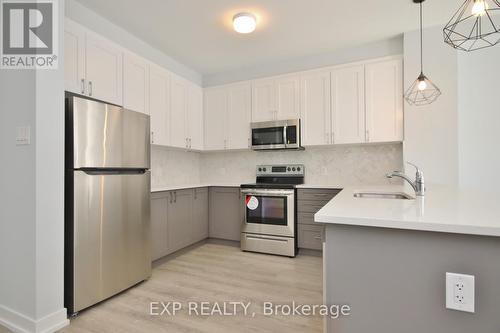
[[251, 119, 302, 150]]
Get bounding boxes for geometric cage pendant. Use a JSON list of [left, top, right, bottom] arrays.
[[404, 72, 442, 106], [444, 0, 500, 51]]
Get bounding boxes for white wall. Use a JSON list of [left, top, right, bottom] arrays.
[[0, 0, 68, 332], [458, 47, 500, 191], [65, 0, 202, 86], [204, 36, 403, 87], [403, 26, 459, 186]]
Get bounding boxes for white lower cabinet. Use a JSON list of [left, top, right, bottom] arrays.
[[204, 83, 251, 151]]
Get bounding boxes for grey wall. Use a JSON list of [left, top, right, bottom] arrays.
[[65, 0, 203, 85], [204, 36, 403, 87], [324, 224, 500, 332]]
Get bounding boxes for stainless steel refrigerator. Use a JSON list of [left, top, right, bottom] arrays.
[[65, 94, 151, 315]]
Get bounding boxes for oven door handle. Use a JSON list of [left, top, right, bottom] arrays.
[[241, 189, 294, 196]]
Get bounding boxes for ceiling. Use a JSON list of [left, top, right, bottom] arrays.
[[75, 0, 460, 76]]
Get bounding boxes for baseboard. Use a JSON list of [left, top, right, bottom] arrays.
[[0, 305, 68, 333]]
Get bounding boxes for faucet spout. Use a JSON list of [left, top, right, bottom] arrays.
[[386, 163, 425, 196]]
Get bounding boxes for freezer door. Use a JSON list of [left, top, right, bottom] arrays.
[[72, 170, 151, 312], [71, 96, 150, 169]]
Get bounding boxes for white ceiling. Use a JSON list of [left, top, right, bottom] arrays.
[[75, 0, 459, 76]]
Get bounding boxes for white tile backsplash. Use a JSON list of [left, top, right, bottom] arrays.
[[151, 146, 201, 188], [151, 143, 403, 188]]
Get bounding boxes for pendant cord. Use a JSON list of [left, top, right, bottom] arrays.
[[420, 1, 423, 74]]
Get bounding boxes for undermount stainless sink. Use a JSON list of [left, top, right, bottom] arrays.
[[353, 191, 414, 200]]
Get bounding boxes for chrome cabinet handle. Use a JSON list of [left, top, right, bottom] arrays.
[[81, 79, 85, 94], [88, 81, 93, 96], [174, 191, 177, 203], [169, 192, 172, 204], [151, 131, 154, 144], [331, 131, 335, 144], [366, 130, 370, 142]]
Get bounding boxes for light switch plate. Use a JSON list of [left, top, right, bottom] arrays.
[[16, 126, 31, 145], [446, 272, 475, 313]]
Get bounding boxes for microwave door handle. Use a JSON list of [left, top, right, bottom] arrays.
[[283, 125, 287, 147]]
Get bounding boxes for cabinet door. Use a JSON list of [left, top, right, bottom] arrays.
[[149, 64, 170, 146], [227, 83, 252, 149], [300, 70, 331, 146], [331, 65, 366, 144], [252, 78, 276, 122], [209, 187, 242, 241], [170, 74, 188, 148], [85, 31, 123, 105], [123, 52, 149, 114], [187, 83, 204, 150], [192, 188, 209, 243], [151, 193, 169, 261], [204, 87, 227, 150], [167, 189, 193, 253], [365, 58, 403, 143], [64, 19, 86, 95], [276, 75, 300, 120]]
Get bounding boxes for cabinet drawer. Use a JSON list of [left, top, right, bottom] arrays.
[[297, 189, 341, 201], [298, 212, 316, 225], [298, 224, 324, 250], [297, 200, 328, 214]]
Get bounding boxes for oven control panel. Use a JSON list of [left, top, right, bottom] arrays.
[[256, 164, 305, 176]]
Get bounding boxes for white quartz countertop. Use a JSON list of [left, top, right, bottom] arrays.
[[315, 185, 500, 237], [152, 183, 344, 192]]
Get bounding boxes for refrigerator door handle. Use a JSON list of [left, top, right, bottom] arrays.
[[79, 168, 147, 175]]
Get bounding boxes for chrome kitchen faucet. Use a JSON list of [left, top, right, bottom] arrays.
[[386, 162, 425, 196]]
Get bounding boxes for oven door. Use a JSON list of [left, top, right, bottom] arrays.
[[241, 188, 295, 237]]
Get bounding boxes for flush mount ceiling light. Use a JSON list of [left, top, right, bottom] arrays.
[[444, 0, 500, 51], [404, 0, 442, 106], [233, 12, 257, 34]]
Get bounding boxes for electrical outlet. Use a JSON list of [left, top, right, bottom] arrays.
[[446, 272, 475, 313], [16, 126, 31, 145]]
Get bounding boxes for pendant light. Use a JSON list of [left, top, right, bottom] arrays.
[[404, 0, 441, 106], [444, 0, 500, 51]]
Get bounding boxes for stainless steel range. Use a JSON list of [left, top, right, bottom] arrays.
[[240, 164, 305, 257]]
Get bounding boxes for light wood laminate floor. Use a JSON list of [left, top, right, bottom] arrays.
[[57, 241, 323, 333]]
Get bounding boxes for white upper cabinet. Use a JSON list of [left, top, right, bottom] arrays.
[[170, 74, 189, 149], [64, 19, 86, 95], [204, 87, 227, 151], [149, 63, 170, 146], [365, 58, 404, 143], [251, 75, 300, 122], [123, 51, 149, 114], [252, 78, 276, 122], [187, 83, 204, 150], [331, 65, 366, 144], [227, 83, 252, 149], [276, 75, 300, 120], [300, 70, 331, 146], [85, 31, 123, 106]]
